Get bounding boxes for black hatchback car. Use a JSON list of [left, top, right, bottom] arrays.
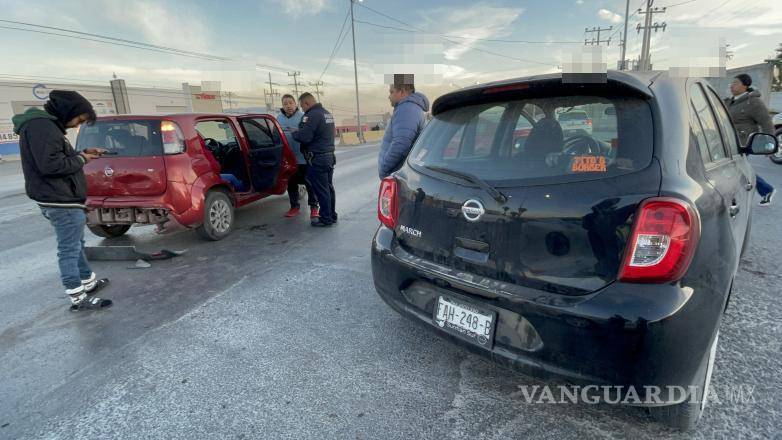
[[371, 71, 778, 430]]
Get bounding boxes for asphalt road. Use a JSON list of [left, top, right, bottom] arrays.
[[1, 147, 780, 439]]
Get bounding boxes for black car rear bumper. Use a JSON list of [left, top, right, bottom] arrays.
[[371, 225, 721, 406]]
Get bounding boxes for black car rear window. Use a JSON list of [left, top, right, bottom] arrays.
[[408, 94, 653, 185], [77, 120, 164, 157]]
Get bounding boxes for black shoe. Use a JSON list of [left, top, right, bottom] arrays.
[[311, 218, 333, 227], [333, 212, 338, 223], [85, 278, 110, 294], [759, 189, 776, 206], [69, 296, 113, 312]]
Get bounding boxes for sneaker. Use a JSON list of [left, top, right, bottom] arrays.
[[70, 296, 113, 312], [310, 207, 320, 218], [81, 272, 110, 294], [310, 218, 333, 227], [284, 207, 301, 217], [759, 189, 776, 207]]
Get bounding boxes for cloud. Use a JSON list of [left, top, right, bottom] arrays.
[[421, 3, 523, 61], [597, 9, 623, 24], [745, 28, 782, 36], [104, 0, 212, 52], [576, 0, 584, 4], [271, 0, 326, 17]]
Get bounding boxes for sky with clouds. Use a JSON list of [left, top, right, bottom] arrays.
[[0, 0, 779, 117]]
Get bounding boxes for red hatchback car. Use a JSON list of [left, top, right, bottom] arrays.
[[76, 113, 297, 240]]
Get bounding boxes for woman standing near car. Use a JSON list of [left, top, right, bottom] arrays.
[[725, 74, 777, 206]]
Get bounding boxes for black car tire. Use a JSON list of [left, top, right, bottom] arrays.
[[769, 128, 782, 164], [196, 191, 234, 241], [648, 331, 719, 431], [88, 224, 131, 238]]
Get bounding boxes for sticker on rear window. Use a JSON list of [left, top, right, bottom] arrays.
[[571, 156, 607, 173]]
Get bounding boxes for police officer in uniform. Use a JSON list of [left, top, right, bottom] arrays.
[[292, 93, 337, 227]]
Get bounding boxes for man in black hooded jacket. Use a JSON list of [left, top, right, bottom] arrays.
[[12, 90, 113, 311]]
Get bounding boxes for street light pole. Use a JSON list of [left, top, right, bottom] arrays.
[[350, 0, 364, 143]]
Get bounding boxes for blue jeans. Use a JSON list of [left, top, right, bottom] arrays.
[[756, 174, 774, 197], [40, 207, 92, 290]]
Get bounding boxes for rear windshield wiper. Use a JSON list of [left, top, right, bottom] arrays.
[[422, 165, 508, 204]]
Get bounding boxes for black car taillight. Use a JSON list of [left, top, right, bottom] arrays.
[[618, 198, 700, 283], [378, 177, 398, 229]]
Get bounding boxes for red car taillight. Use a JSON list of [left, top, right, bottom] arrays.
[[378, 177, 398, 229], [161, 120, 185, 155], [618, 198, 700, 283]]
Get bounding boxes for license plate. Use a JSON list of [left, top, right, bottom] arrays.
[[434, 296, 496, 348]]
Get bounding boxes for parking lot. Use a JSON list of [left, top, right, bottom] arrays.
[[0, 144, 780, 439]]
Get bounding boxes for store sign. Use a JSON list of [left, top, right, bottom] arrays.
[[194, 92, 217, 100], [0, 131, 20, 144]]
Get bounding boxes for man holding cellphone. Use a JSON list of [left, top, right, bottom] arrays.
[[12, 90, 113, 312]]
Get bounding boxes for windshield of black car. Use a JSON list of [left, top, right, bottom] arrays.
[[407, 95, 653, 185]]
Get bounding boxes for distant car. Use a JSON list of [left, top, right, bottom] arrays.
[[77, 113, 297, 240], [371, 71, 778, 431], [556, 109, 593, 136], [771, 112, 782, 164]]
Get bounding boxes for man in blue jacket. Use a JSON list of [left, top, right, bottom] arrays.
[[277, 94, 319, 218], [378, 74, 430, 178], [292, 93, 337, 227]]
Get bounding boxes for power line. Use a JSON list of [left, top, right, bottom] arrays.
[[353, 6, 560, 67], [0, 19, 229, 61], [319, 8, 352, 81], [354, 19, 580, 44], [0, 19, 299, 74], [663, 0, 698, 7]]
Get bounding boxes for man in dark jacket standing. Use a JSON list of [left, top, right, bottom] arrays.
[[12, 91, 113, 311], [277, 94, 318, 218], [378, 74, 429, 178], [725, 74, 776, 206], [292, 93, 337, 227]]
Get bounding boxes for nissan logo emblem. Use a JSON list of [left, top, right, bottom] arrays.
[[104, 166, 114, 177], [461, 199, 485, 222]]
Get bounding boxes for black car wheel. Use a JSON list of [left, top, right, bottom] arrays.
[[88, 224, 131, 238], [648, 331, 719, 431], [196, 191, 234, 241]]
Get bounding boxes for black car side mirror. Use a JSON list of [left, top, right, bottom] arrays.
[[745, 132, 779, 155]]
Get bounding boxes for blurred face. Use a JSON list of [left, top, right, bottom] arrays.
[[282, 97, 297, 115], [66, 113, 90, 129], [388, 86, 406, 106], [299, 99, 312, 112], [730, 78, 747, 96]]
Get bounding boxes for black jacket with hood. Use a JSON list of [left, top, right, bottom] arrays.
[[12, 91, 95, 207]]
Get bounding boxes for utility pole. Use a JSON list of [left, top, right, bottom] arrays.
[[620, 0, 630, 69], [584, 26, 613, 46], [350, 0, 364, 143], [287, 71, 301, 98], [637, 0, 666, 71], [266, 72, 280, 111], [309, 81, 324, 102]]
